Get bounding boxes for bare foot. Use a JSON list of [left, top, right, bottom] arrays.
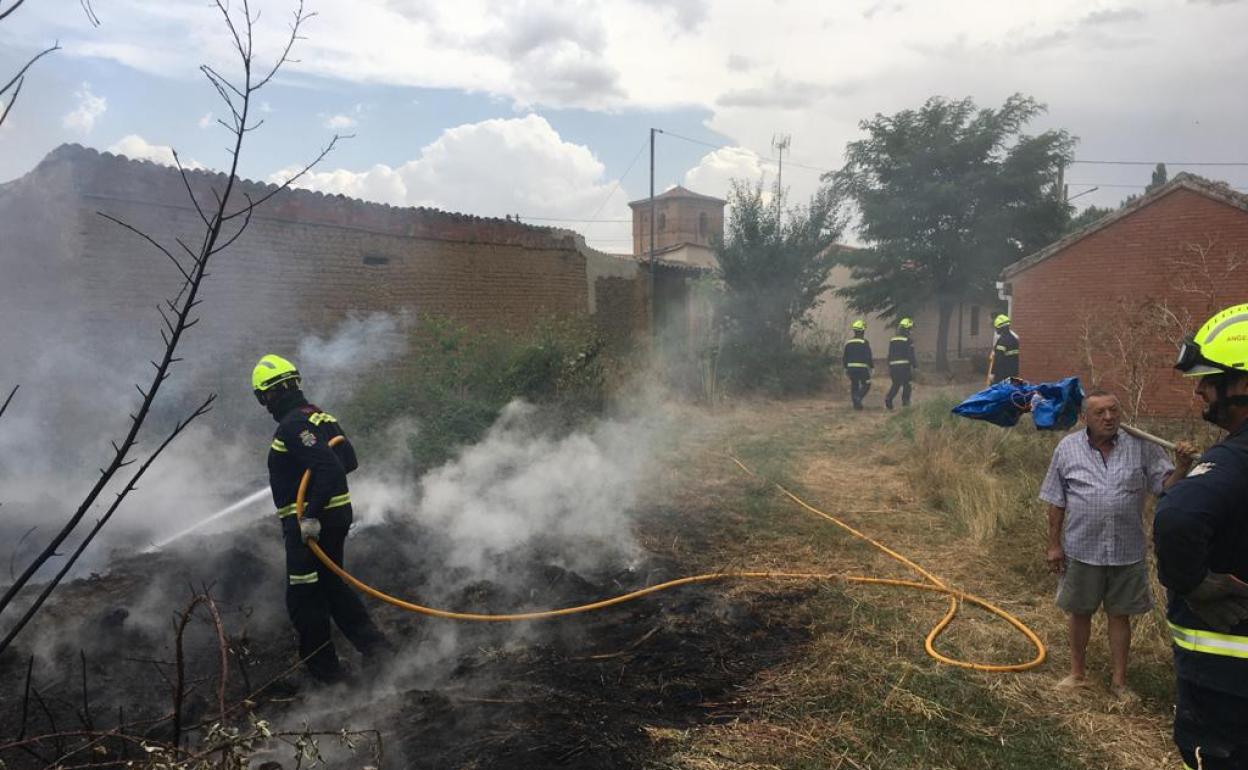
[[1110, 683, 1139, 703], [1055, 674, 1091, 690]]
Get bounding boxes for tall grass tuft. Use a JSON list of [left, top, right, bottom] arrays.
[[888, 395, 1060, 542], [340, 315, 610, 473]]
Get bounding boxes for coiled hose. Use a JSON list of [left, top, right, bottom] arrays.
[[295, 437, 1046, 672]]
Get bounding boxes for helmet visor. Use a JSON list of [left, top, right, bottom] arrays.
[[1175, 336, 1226, 377]]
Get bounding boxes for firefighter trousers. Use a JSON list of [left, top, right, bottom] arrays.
[[848, 372, 872, 410], [886, 366, 912, 408], [1175, 678, 1248, 770], [282, 513, 391, 681]]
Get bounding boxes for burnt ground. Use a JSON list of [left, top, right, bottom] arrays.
[[0, 509, 818, 770]]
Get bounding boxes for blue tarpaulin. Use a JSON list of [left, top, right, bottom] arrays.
[[952, 377, 1083, 431]]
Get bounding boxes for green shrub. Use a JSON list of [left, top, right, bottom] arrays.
[[341, 315, 608, 472]]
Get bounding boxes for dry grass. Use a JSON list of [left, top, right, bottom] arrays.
[[637, 390, 1179, 770]]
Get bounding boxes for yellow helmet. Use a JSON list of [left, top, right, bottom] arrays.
[[252, 354, 301, 394], [993, 314, 1011, 329], [851, 319, 866, 331], [898, 317, 914, 330], [1175, 303, 1248, 377]]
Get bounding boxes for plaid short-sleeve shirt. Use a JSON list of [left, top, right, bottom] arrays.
[[1039, 430, 1174, 566]]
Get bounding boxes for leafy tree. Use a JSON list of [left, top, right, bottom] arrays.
[[1147, 162, 1168, 193], [1063, 204, 1114, 235], [832, 94, 1075, 370], [714, 180, 846, 392]]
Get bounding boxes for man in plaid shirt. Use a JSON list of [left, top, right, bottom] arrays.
[[1040, 389, 1196, 698]]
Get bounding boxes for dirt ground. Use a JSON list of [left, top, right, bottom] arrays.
[[0, 391, 1179, 769]]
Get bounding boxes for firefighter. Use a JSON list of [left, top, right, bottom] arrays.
[[252, 354, 392, 684], [989, 314, 1020, 384], [1154, 303, 1248, 770], [843, 319, 874, 410], [884, 317, 917, 410]]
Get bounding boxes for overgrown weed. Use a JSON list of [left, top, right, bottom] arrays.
[[341, 314, 610, 473], [884, 395, 1058, 542]]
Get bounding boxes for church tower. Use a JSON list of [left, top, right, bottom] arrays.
[[628, 185, 726, 259]]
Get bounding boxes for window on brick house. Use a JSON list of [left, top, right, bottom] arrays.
[[362, 254, 390, 266], [970, 305, 980, 336], [657, 212, 667, 231], [699, 211, 709, 238]]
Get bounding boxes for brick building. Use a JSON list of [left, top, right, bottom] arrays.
[[1000, 173, 1248, 417], [0, 144, 655, 410]]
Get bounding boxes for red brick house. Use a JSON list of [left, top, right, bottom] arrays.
[[1000, 173, 1248, 418]]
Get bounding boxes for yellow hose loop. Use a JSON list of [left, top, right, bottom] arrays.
[[295, 438, 1046, 671]]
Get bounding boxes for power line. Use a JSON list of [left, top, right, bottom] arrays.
[[659, 129, 835, 175], [1072, 159, 1248, 167]]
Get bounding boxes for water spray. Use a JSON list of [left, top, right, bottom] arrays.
[[145, 487, 269, 552]]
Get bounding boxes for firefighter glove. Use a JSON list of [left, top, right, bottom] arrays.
[[299, 517, 322, 542], [1184, 572, 1248, 632]]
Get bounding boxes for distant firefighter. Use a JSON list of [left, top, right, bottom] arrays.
[[885, 317, 916, 409], [252, 354, 393, 685], [843, 319, 874, 411], [989, 314, 1019, 384]]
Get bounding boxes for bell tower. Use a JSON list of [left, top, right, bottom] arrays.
[[628, 185, 725, 257]]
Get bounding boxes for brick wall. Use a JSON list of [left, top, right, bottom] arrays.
[[1009, 187, 1248, 417], [1, 145, 649, 418]]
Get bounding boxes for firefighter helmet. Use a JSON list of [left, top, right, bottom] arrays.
[[1175, 303, 1248, 378], [993, 314, 1011, 329], [851, 319, 866, 331], [252, 354, 301, 394], [899, 317, 914, 330]]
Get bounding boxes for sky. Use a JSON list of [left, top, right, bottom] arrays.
[[3, 0, 1248, 252]]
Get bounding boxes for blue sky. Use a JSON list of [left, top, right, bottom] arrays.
[[4, 0, 1248, 251]]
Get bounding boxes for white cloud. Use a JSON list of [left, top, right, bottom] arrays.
[[269, 114, 633, 251], [197, 112, 213, 129], [62, 82, 107, 134], [683, 146, 768, 197], [324, 114, 358, 130], [107, 134, 204, 169]]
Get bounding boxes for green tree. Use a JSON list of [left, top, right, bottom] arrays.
[[832, 94, 1075, 370], [714, 180, 847, 392], [1147, 162, 1168, 193], [1063, 204, 1114, 235]]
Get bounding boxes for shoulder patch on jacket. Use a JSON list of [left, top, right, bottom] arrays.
[[1187, 461, 1215, 477], [299, 429, 317, 447]]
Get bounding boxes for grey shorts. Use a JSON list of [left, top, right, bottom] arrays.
[[1056, 558, 1152, 616]]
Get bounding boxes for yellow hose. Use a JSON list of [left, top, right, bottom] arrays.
[[296, 438, 1046, 672]]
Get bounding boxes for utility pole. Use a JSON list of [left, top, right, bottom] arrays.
[[772, 133, 791, 208], [649, 127, 661, 337]]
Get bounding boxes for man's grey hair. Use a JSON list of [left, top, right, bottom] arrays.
[[1082, 387, 1120, 412]]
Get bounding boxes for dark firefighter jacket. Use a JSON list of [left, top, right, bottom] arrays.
[[1154, 422, 1248, 698], [991, 329, 1020, 379], [887, 335, 917, 372], [843, 337, 873, 375], [268, 402, 358, 525]]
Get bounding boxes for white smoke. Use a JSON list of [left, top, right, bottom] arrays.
[[296, 311, 411, 404], [352, 399, 664, 581]]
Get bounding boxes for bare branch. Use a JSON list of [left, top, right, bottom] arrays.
[[0, 43, 59, 99], [0, 74, 23, 126], [0, 397, 216, 653], [224, 133, 342, 219], [0, 384, 17, 420], [253, 0, 310, 91], [0, 0, 322, 656], [79, 0, 100, 27], [0, 0, 29, 24], [97, 213, 192, 282], [173, 152, 211, 227]]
